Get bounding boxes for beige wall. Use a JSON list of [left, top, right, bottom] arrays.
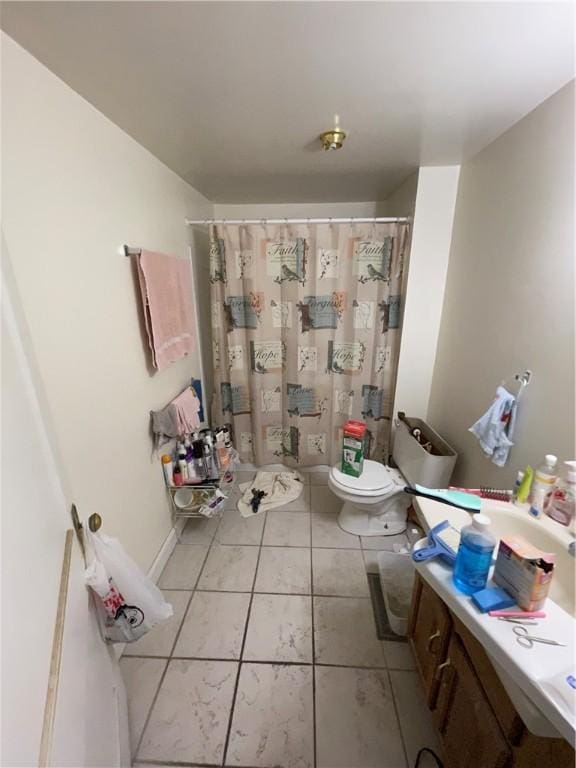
[[428, 82, 575, 487], [393, 167, 460, 424], [2, 35, 213, 570]]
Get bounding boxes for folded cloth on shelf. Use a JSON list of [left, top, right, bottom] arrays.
[[237, 471, 304, 517], [172, 387, 201, 434], [150, 403, 180, 450], [137, 250, 195, 371], [469, 385, 517, 467]]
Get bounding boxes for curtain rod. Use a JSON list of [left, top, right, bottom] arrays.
[[185, 216, 410, 226]]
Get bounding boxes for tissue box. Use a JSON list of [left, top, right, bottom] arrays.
[[493, 536, 555, 611], [341, 420, 366, 477]]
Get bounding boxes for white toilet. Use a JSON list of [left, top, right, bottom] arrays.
[[329, 417, 457, 537], [329, 459, 410, 536]]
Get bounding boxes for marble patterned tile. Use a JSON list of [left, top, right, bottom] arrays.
[[243, 594, 313, 663], [197, 544, 259, 591], [311, 509, 361, 548], [262, 510, 311, 546], [306, 466, 330, 485], [174, 591, 250, 660], [138, 659, 237, 765], [226, 663, 314, 768], [310, 485, 341, 514], [123, 591, 190, 657], [119, 657, 166, 756], [390, 670, 443, 766], [382, 640, 416, 670], [312, 548, 370, 597], [254, 546, 311, 594], [179, 515, 220, 545], [314, 596, 386, 667], [315, 666, 406, 768], [215, 508, 266, 545], [158, 544, 208, 589], [360, 532, 409, 550]]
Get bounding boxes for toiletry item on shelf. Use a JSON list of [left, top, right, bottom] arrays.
[[471, 585, 516, 613], [529, 454, 558, 518], [191, 441, 207, 482], [453, 514, 496, 595], [178, 456, 189, 483], [173, 465, 183, 487], [412, 520, 460, 565], [215, 431, 230, 469], [161, 454, 174, 486], [515, 465, 533, 504], [546, 460, 576, 527], [512, 470, 524, 503], [493, 536, 555, 611], [198, 489, 227, 518], [203, 440, 217, 480], [341, 420, 366, 477], [177, 442, 189, 483]]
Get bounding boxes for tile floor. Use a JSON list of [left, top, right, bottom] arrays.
[[123, 469, 442, 768]]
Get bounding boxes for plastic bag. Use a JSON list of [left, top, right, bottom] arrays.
[[84, 528, 173, 643]]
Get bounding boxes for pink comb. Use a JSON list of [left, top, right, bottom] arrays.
[[489, 609, 546, 618]]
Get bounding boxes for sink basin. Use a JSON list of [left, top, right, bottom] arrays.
[[413, 497, 576, 617]]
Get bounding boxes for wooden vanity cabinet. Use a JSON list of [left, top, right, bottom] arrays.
[[407, 576, 452, 707], [408, 574, 575, 768], [434, 632, 512, 768]]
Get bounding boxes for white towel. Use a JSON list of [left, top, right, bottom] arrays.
[[469, 386, 517, 467], [237, 471, 304, 517]]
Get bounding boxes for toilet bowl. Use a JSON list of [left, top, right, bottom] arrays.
[[328, 460, 411, 536]]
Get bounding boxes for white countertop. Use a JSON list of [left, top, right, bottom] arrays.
[[412, 495, 576, 746]]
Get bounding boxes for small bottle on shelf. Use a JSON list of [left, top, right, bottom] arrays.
[[161, 454, 174, 486], [173, 465, 183, 487]]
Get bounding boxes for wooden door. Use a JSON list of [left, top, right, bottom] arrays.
[[408, 574, 452, 707], [435, 633, 511, 768]]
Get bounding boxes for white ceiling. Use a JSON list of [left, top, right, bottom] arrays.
[[1, 2, 574, 203]]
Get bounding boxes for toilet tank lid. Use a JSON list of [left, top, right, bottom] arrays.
[[331, 460, 395, 493]]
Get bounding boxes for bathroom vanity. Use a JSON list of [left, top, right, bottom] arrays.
[[409, 497, 576, 767], [408, 574, 574, 767]]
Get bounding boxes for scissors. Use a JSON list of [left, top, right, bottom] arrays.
[[513, 625, 567, 649]]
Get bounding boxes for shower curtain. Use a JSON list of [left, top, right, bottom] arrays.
[[209, 221, 409, 467]]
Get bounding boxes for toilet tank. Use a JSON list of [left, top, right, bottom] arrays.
[[392, 416, 457, 489]]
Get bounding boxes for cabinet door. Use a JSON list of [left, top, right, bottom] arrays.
[[408, 574, 452, 707], [435, 634, 511, 768]]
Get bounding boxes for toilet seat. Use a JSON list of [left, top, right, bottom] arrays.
[[329, 460, 396, 497]]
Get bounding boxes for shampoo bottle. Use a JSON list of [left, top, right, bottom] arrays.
[[529, 454, 558, 518]]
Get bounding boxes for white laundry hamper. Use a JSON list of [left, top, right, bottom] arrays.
[[377, 550, 415, 636]]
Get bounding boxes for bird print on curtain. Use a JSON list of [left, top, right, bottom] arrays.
[[209, 222, 409, 468]]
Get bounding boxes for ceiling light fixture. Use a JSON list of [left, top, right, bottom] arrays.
[[319, 114, 347, 151]]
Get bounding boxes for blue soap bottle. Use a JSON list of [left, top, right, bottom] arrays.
[[453, 514, 496, 595]]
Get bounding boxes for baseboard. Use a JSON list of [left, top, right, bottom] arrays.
[[115, 519, 186, 660], [147, 518, 186, 584]]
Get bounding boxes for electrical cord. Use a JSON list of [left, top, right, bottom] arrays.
[[414, 746, 444, 768]]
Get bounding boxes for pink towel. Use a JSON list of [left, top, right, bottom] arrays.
[[172, 388, 201, 433], [137, 250, 195, 371]]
